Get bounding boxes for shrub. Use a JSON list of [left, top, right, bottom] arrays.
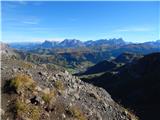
[[42, 89, 55, 104], [10, 74, 35, 93], [68, 106, 87, 120], [15, 98, 41, 120], [54, 80, 64, 91], [30, 106, 41, 120], [15, 99, 29, 118]]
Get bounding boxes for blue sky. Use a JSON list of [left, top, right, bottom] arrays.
[[2, 1, 160, 43]]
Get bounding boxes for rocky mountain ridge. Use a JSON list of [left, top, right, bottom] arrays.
[[7, 38, 160, 75], [80, 52, 143, 75], [9, 39, 160, 51], [9, 38, 126, 49], [1, 46, 138, 120]]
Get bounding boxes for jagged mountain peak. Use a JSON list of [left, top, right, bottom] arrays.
[[41, 40, 59, 48], [60, 39, 84, 47]]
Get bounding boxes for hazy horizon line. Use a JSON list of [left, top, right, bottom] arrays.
[[3, 38, 160, 44]]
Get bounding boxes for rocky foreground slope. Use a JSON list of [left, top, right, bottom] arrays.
[[1, 44, 138, 120]]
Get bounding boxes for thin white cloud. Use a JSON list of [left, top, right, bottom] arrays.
[[17, 0, 28, 5], [22, 16, 40, 25], [23, 21, 38, 25], [32, 2, 43, 6], [17, 1, 42, 6], [2, 35, 65, 43], [115, 27, 153, 32]]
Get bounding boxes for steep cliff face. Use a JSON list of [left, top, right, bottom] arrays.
[[1, 54, 137, 120]]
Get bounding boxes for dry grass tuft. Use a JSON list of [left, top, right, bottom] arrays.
[[42, 89, 55, 104], [10, 74, 35, 93], [68, 106, 87, 120], [15, 98, 41, 120], [54, 80, 64, 91], [15, 98, 29, 116]]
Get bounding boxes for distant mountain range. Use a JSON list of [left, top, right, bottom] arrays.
[[9, 38, 127, 50], [84, 38, 126, 47], [9, 38, 160, 52], [6, 38, 160, 74], [9, 42, 41, 50]]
